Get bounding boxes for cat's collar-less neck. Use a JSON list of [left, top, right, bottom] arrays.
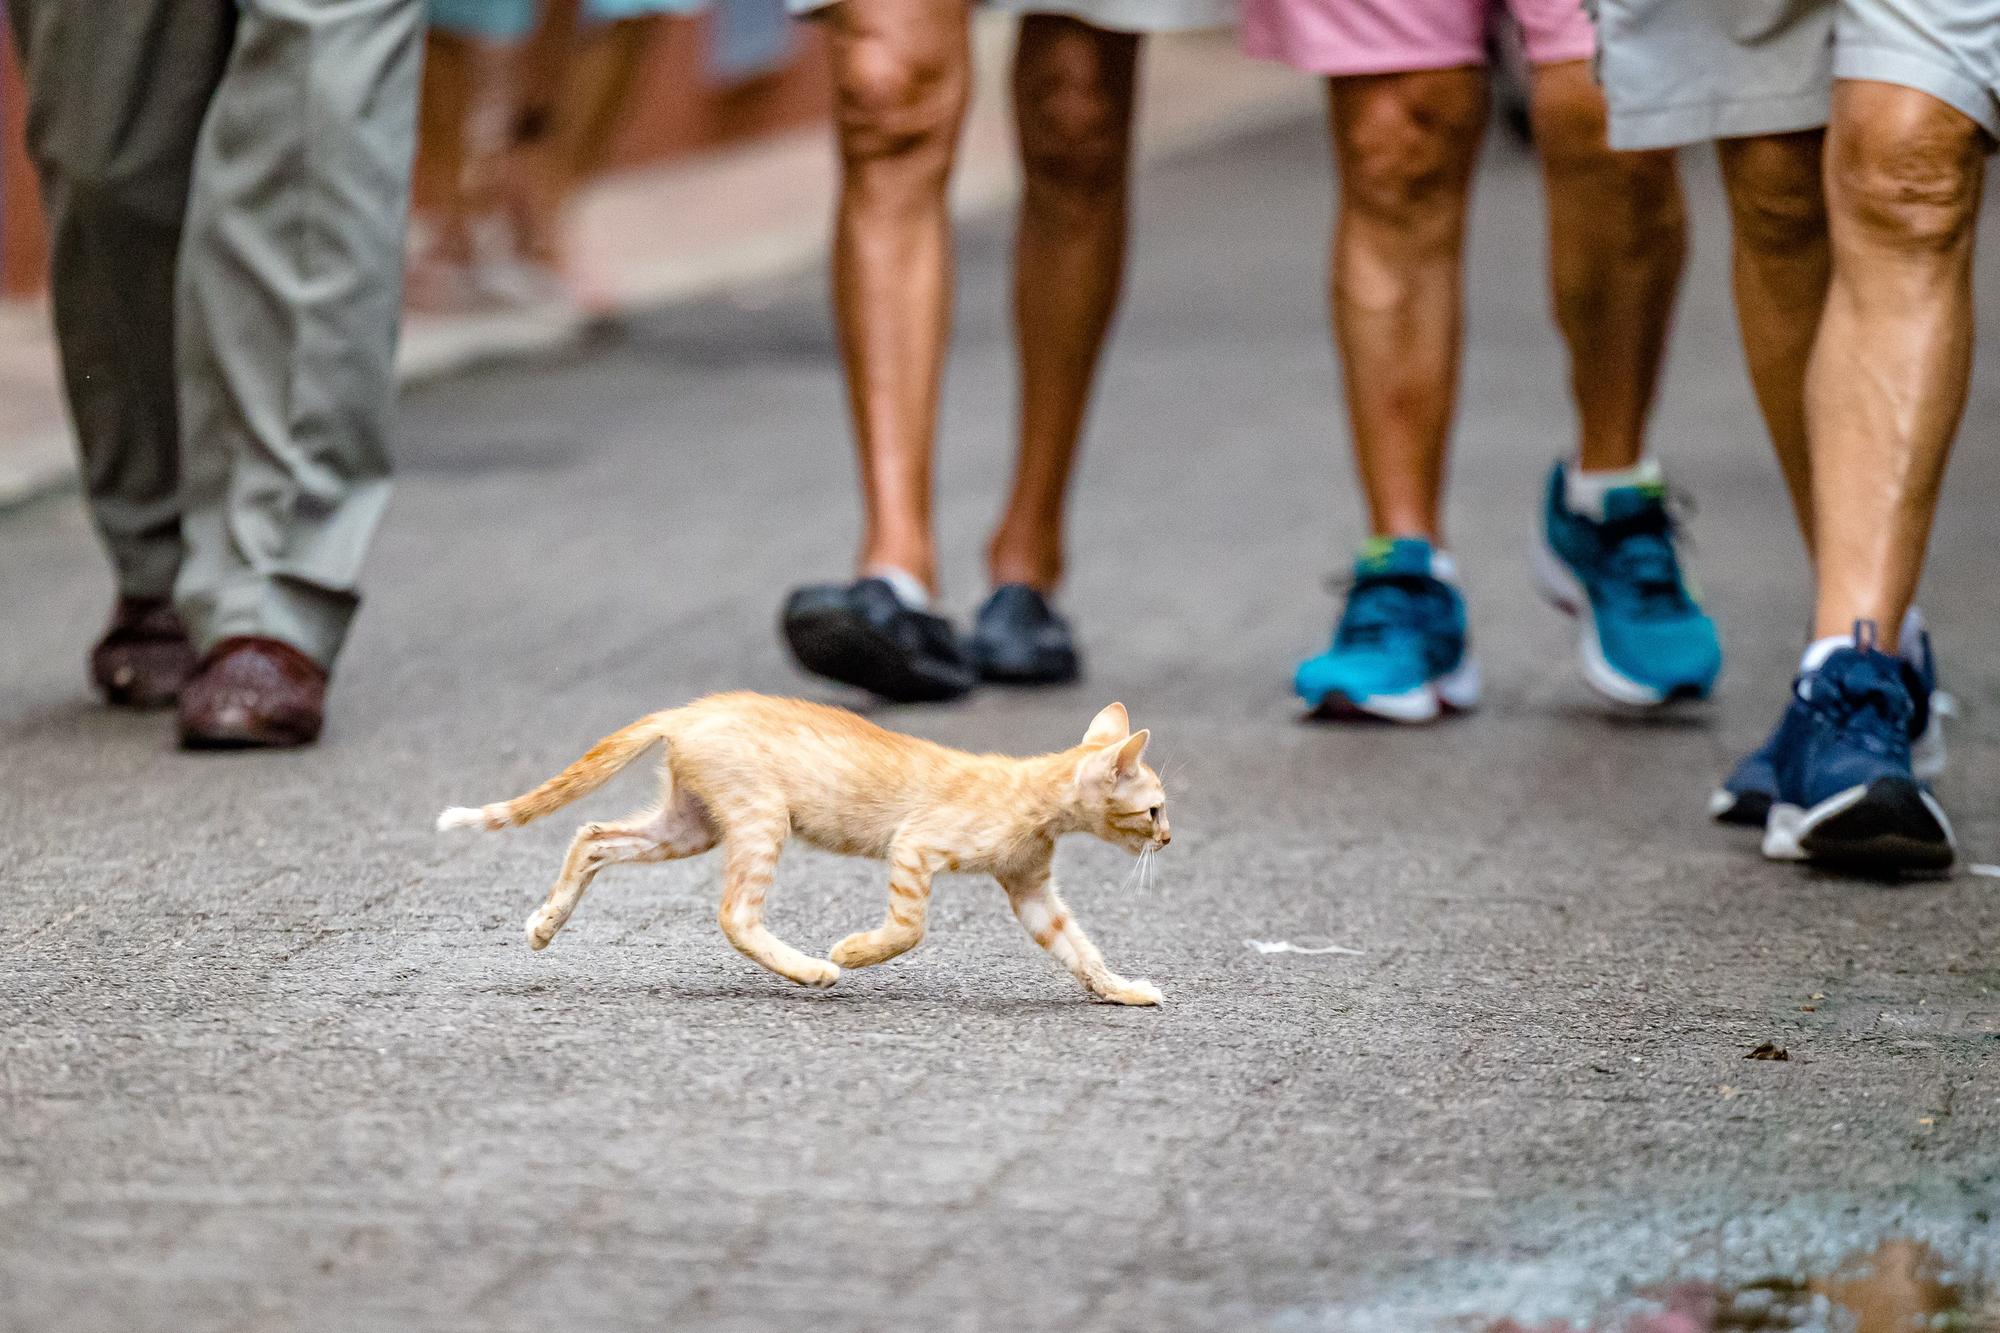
[[1026, 749, 1091, 838]]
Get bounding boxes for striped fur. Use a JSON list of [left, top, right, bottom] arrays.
[[438, 693, 1170, 1004]]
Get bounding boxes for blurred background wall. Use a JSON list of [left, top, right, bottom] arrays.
[[0, 3, 829, 299]]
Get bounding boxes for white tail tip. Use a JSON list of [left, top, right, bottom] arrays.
[[436, 806, 492, 833]]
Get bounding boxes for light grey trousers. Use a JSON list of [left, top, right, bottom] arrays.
[[9, 0, 423, 668]]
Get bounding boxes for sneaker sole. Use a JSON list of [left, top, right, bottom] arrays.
[[1533, 538, 1713, 709], [783, 607, 975, 704], [1303, 657, 1482, 725], [1763, 778, 1956, 875]]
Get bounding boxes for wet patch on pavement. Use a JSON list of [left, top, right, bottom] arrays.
[[1488, 1239, 1997, 1331]]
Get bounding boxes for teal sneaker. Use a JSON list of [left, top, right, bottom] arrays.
[[1535, 462, 1721, 707], [1295, 537, 1480, 724]]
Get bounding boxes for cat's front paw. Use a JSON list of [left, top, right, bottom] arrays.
[[794, 959, 841, 988], [1107, 977, 1164, 1007], [524, 908, 562, 951]]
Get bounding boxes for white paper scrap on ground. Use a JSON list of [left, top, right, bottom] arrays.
[[1246, 939, 1364, 956], [1970, 864, 2000, 878]]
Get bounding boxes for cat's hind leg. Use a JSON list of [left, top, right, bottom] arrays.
[[830, 841, 934, 969], [1001, 867, 1163, 1006], [524, 792, 717, 950], [716, 816, 839, 989]]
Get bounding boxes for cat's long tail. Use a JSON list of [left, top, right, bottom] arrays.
[[436, 712, 673, 833]]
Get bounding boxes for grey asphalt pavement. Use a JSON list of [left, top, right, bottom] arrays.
[[3, 112, 1998, 1333]]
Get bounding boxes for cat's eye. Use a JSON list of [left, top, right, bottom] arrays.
[[1148, 805, 1161, 822]]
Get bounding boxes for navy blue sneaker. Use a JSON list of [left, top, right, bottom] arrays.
[[781, 578, 977, 703], [969, 584, 1081, 685], [1295, 537, 1479, 723], [1537, 463, 1721, 706], [1711, 608, 1946, 827], [1760, 624, 1956, 874]]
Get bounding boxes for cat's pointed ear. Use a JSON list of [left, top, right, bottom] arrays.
[[1113, 729, 1151, 779], [1081, 727, 1151, 790], [1083, 702, 1130, 747]]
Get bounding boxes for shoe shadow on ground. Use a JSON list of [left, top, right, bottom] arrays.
[[1487, 1237, 1996, 1333], [1547, 701, 1714, 733], [1796, 865, 1960, 890], [0, 695, 170, 742]]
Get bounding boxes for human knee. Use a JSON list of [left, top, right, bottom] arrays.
[[1830, 104, 1985, 253], [1723, 137, 1828, 256], [1598, 147, 1685, 249], [836, 36, 967, 171], [1019, 72, 1130, 197], [1337, 85, 1481, 240]]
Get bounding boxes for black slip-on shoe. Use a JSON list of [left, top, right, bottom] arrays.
[[781, 578, 977, 703], [968, 584, 1081, 686]]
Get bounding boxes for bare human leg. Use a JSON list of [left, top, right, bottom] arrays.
[[1528, 59, 1684, 474], [1326, 68, 1488, 542], [827, 0, 973, 594], [985, 16, 1141, 593], [1806, 81, 1986, 650], [1717, 130, 1830, 556], [510, 9, 654, 271], [409, 29, 492, 307]]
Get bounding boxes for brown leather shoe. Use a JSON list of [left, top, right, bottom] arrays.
[[92, 598, 199, 709], [177, 636, 328, 750]]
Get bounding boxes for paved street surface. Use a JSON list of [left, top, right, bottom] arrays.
[[4, 114, 1998, 1332]]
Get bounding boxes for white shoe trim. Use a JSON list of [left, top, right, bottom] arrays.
[[1533, 538, 1669, 707], [1921, 786, 1957, 852], [1336, 655, 1483, 725], [1762, 799, 1813, 861], [1349, 684, 1441, 724]]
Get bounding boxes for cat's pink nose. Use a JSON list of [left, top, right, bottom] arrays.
[[1160, 830, 1172, 845]]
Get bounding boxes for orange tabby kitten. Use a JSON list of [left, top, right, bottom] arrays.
[[437, 693, 1170, 1005]]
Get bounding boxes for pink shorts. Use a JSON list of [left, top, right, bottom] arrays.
[[1243, 0, 1597, 76]]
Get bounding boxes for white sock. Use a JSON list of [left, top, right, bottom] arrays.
[[1800, 633, 1854, 673], [1563, 457, 1662, 521], [864, 564, 932, 612]]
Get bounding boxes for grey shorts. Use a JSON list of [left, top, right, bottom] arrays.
[[789, 0, 1232, 32], [1590, 0, 2000, 150]]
